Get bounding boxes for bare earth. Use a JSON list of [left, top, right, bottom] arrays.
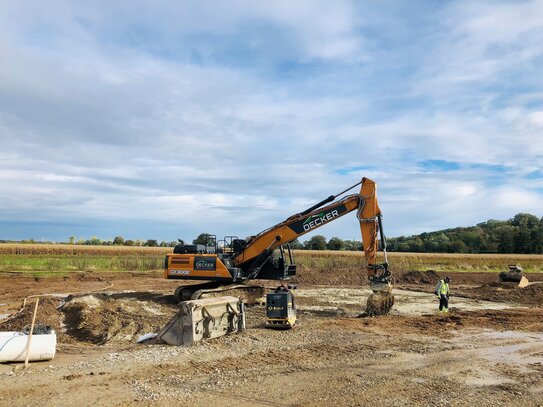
[[1, 271, 543, 406]]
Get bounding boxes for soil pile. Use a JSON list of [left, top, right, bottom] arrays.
[[61, 292, 179, 344], [397, 270, 441, 285], [0, 292, 180, 345], [0, 297, 64, 338], [457, 283, 543, 306]]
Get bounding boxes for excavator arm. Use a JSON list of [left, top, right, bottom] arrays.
[[232, 177, 394, 315]]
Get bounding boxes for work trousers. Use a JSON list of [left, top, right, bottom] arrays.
[[439, 294, 448, 311]]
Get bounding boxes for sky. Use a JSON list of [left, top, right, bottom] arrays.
[[1, 0, 543, 243]]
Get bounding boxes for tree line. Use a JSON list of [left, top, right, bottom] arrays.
[[191, 212, 543, 254], [18, 212, 541, 254], [190, 232, 361, 251], [66, 236, 177, 247], [290, 212, 543, 254], [387, 213, 543, 254]]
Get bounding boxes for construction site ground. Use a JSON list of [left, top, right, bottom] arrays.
[[1, 270, 543, 406]]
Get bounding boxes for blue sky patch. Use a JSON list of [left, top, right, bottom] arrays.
[[418, 160, 461, 171], [336, 165, 377, 175]]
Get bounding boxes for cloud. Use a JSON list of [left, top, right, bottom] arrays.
[[0, 1, 542, 242]]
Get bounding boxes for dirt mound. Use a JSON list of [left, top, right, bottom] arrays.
[[0, 297, 64, 338], [0, 292, 181, 345], [456, 283, 543, 306], [61, 292, 179, 344], [397, 270, 441, 285]]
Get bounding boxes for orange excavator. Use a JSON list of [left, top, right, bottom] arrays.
[[164, 177, 394, 316]]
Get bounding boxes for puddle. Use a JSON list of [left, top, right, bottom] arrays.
[[476, 331, 543, 371], [480, 330, 543, 341], [463, 370, 515, 387], [452, 329, 543, 375]]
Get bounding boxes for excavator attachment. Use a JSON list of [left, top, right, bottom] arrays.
[[366, 284, 394, 317], [156, 296, 245, 346], [498, 265, 530, 288], [364, 261, 394, 317]]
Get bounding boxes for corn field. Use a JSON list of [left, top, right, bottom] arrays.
[[0, 244, 542, 273], [293, 250, 543, 273], [0, 244, 173, 256]]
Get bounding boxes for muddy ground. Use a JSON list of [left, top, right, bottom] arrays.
[[1, 270, 543, 406]]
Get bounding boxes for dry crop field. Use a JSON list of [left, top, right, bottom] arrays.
[[0, 243, 172, 256], [295, 250, 543, 274], [1, 244, 543, 274]]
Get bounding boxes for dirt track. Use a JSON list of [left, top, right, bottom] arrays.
[[1, 270, 543, 406]]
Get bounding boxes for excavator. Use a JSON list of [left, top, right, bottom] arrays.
[[164, 177, 394, 316]]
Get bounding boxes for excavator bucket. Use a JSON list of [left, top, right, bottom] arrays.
[[365, 285, 394, 317], [498, 265, 529, 288], [156, 296, 245, 346]]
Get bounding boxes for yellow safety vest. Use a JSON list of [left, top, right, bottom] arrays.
[[438, 280, 449, 296]]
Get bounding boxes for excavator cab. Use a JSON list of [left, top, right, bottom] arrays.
[[256, 244, 297, 280]]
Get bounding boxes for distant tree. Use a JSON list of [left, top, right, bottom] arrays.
[[511, 213, 540, 253], [343, 240, 362, 251], [449, 239, 468, 253], [144, 239, 158, 247], [113, 236, 125, 245], [386, 212, 543, 254], [68, 236, 76, 245], [289, 239, 304, 250], [85, 236, 102, 245], [407, 237, 424, 252], [193, 233, 214, 245], [124, 239, 135, 246], [304, 235, 327, 250], [327, 237, 345, 251]]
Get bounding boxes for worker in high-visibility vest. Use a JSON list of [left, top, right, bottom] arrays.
[[434, 276, 451, 312]]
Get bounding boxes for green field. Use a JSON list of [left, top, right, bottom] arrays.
[[0, 244, 542, 275]]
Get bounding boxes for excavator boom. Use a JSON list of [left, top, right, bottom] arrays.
[[233, 178, 392, 289]]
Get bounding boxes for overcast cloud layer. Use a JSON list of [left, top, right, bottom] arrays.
[[1, 1, 542, 242]]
